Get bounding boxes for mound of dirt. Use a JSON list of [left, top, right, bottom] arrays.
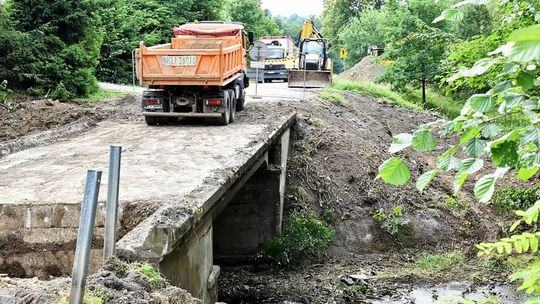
[[0, 95, 141, 157], [338, 56, 385, 82], [0, 259, 200, 304]]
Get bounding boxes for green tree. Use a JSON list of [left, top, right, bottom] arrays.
[[224, 0, 281, 39], [376, 0, 452, 105], [0, 0, 103, 99], [96, 0, 223, 84], [322, 0, 385, 46]]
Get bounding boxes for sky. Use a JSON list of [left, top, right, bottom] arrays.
[[261, 0, 324, 17]]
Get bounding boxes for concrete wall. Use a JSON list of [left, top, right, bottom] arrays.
[[214, 128, 290, 258], [159, 217, 219, 304], [0, 203, 107, 278]]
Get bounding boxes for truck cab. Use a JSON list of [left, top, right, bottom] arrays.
[[258, 36, 296, 83]]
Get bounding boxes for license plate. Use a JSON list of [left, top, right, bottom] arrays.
[[145, 104, 163, 110], [161, 56, 197, 66]]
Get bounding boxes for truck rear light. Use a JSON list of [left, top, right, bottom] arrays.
[[206, 99, 222, 106], [144, 99, 160, 105]]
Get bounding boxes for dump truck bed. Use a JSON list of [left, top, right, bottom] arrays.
[[135, 24, 246, 87]]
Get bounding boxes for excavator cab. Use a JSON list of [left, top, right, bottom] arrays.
[[288, 21, 332, 88]]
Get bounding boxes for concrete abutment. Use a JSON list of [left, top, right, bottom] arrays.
[[158, 127, 291, 303]]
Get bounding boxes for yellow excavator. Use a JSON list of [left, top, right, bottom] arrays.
[[288, 21, 333, 88]]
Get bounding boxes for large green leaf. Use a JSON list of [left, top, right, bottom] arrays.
[[518, 167, 540, 181], [452, 0, 491, 8], [491, 139, 519, 167], [509, 25, 540, 42], [468, 94, 492, 113], [377, 157, 411, 186], [412, 129, 437, 152], [432, 8, 463, 23], [389, 133, 412, 154], [508, 41, 540, 62], [481, 124, 501, 139], [474, 174, 497, 203], [465, 138, 486, 158], [517, 72, 535, 90], [523, 127, 540, 146], [437, 146, 459, 171], [462, 58, 500, 77], [453, 171, 469, 194], [461, 158, 484, 174], [416, 169, 439, 192]]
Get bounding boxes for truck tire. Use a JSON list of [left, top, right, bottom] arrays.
[[145, 116, 158, 126], [228, 89, 236, 123], [236, 88, 245, 112], [216, 92, 231, 126]]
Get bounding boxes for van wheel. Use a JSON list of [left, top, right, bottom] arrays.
[[145, 116, 157, 126], [217, 92, 231, 126], [228, 89, 236, 123]]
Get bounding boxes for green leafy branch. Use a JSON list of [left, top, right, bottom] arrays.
[[378, 23, 540, 203]]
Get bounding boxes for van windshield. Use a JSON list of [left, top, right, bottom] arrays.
[[266, 49, 285, 59]]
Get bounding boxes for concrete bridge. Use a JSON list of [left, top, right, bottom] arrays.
[[0, 111, 295, 303]]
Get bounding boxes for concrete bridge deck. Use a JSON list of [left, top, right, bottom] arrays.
[[0, 109, 295, 302]]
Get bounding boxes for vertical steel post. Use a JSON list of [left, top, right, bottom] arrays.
[[131, 50, 136, 95], [255, 67, 259, 97], [103, 146, 122, 261], [70, 170, 102, 304]]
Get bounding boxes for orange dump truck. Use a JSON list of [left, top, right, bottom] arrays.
[[135, 22, 253, 125]]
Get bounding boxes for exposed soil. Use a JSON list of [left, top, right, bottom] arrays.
[[0, 95, 141, 157], [219, 91, 514, 302], [338, 57, 385, 82]]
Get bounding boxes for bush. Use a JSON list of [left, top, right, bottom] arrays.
[[492, 184, 540, 215], [372, 205, 410, 236], [263, 212, 335, 267]]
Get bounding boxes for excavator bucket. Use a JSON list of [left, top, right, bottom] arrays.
[[288, 69, 332, 88]]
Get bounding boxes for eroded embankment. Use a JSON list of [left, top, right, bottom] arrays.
[[218, 92, 517, 303]]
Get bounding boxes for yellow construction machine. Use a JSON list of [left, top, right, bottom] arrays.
[[288, 21, 333, 88]]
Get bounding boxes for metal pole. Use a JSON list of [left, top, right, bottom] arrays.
[[131, 50, 136, 96], [303, 54, 307, 100], [103, 146, 122, 261], [255, 67, 259, 97], [70, 170, 102, 304]]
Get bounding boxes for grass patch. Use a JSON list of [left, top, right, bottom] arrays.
[[402, 89, 464, 119], [331, 79, 420, 110], [332, 79, 465, 119], [263, 212, 335, 267], [319, 88, 347, 104], [57, 288, 106, 304], [134, 262, 167, 289], [76, 88, 127, 102], [414, 251, 463, 273]]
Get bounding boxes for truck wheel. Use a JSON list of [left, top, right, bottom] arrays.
[[216, 92, 230, 126], [228, 89, 236, 123], [145, 116, 157, 126], [236, 88, 245, 112]]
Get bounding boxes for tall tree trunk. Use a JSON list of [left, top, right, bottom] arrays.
[[421, 77, 426, 109]]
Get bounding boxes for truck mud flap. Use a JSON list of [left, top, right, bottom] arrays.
[[288, 70, 332, 88]]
